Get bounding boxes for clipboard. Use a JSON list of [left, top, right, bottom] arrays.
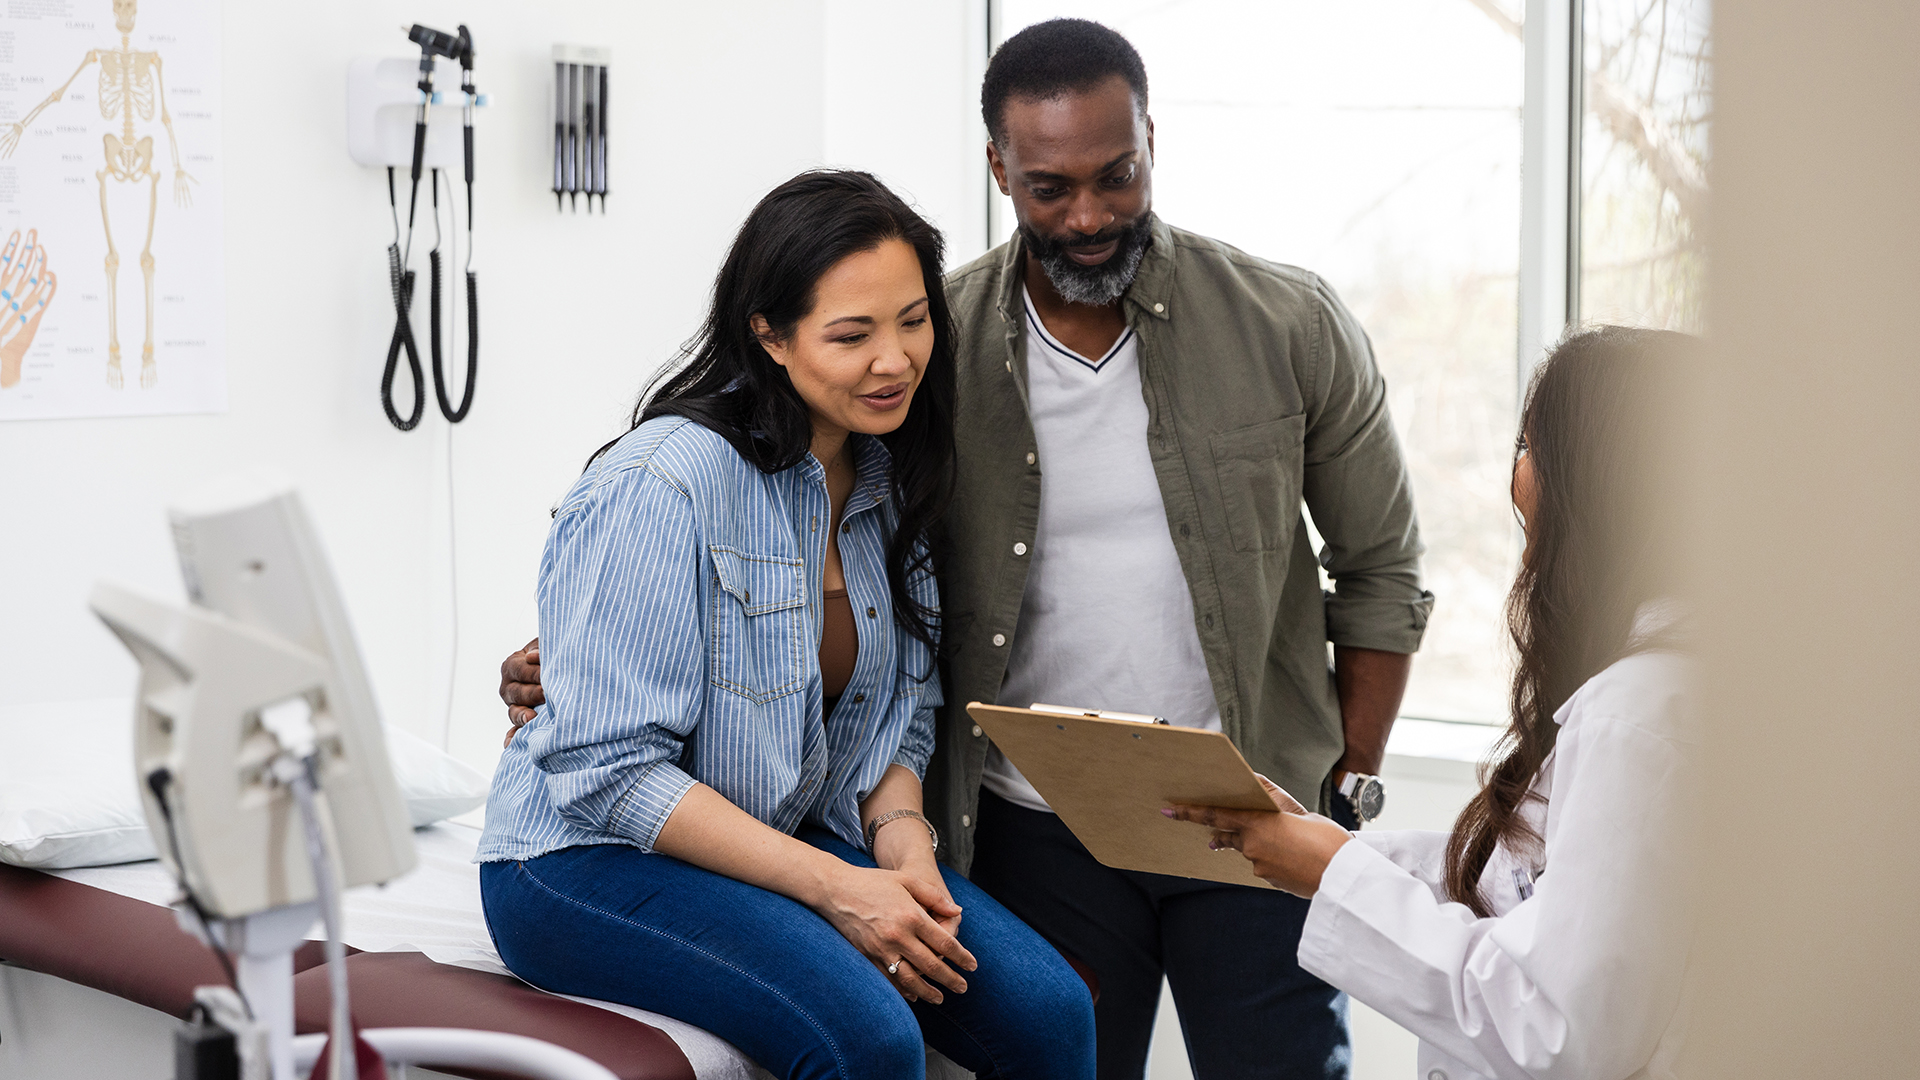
[[966, 702, 1281, 890]]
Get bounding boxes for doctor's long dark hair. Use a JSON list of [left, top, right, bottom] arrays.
[[593, 170, 956, 650], [1443, 326, 1689, 917]]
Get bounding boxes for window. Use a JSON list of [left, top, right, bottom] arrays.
[[996, 0, 1528, 723], [1578, 0, 1711, 331]]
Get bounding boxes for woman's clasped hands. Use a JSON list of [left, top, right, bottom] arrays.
[[1165, 775, 1354, 899], [813, 832, 977, 1005]]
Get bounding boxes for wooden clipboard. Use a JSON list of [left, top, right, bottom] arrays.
[[966, 702, 1279, 890]]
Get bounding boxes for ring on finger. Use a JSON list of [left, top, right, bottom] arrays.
[[887, 959, 901, 975]]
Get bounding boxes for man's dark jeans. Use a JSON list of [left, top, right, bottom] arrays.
[[969, 789, 1358, 1080]]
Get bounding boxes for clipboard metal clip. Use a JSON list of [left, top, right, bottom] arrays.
[[1029, 702, 1171, 725]]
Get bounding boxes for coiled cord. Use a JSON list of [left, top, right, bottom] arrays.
[[382, 168, 424, 431]]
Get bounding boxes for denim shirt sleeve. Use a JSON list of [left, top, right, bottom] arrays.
[[890, 687, 940, 779], [886, 558, 942, 779], [528, 461, 704, 852]]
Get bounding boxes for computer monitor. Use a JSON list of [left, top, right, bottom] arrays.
[[91, 473, 415, 919]]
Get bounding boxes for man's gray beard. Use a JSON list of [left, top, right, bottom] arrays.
[[1024, 217, 1153, 305], [1034, 240, 1148, 305]]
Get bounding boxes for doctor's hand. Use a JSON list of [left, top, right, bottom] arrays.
[[814, 865, 977, 1006], [1166, 777, 1352, 899], [499, 638, 544, 747]]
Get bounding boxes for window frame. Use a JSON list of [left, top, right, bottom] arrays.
[[1518, 0, 1583, 397]]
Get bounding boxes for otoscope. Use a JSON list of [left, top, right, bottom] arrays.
[[383, 23, 478, 431]]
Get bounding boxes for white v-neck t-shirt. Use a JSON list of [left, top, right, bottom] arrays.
[[982, 288, 1223, 814]]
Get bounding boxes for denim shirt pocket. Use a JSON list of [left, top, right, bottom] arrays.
[[709, 546, 808, 704], [1209, 414, 1306, 553]]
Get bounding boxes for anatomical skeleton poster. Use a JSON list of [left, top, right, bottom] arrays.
[[0, 0, 224, 420]]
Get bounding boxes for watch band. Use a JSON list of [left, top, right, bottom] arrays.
[[864, 808, 940, 855], [1336, 771, 1385, 823]]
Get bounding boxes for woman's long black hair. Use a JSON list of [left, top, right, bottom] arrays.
[[1443, 325, 1690, 915], [593, 170, 956, 650]]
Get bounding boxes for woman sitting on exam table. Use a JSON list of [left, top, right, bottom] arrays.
[[1172, 326, 1696, 1080], [476, 171, 1095, 1080]]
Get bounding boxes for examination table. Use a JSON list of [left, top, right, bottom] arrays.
[[0, 821, 1037, 1080]]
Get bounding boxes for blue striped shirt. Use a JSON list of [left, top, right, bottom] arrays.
[[477, 417, 940, 862]]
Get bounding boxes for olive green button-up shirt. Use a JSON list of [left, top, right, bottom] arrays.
[[927, 215, 1433, 872]]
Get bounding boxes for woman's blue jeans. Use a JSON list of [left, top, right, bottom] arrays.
[[480, 830, 1096, 1080]]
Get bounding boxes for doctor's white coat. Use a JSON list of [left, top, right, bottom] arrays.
[[1298, 651, 1696, 1080]]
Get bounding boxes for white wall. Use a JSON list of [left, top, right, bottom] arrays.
[[1682, 2, 1920, 1075], [823, 0, 994, 266], [0, 0, 984, 773]]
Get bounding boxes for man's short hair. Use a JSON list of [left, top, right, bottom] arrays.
[[981, 18, 1149, 146]]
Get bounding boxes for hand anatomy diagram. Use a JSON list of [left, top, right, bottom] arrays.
[[0, 230, 57, 389], [0, 0, 194, 391]]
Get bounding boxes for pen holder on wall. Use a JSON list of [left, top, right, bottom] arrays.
[[553, 44, 611, 213]]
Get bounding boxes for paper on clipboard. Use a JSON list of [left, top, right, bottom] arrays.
[[966, 702, 1281, 890]]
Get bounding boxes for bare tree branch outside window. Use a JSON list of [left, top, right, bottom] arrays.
[[1469, 0, 1711, 330]]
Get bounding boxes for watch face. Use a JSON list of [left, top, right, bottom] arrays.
[[1356, 779, 1386, 821]]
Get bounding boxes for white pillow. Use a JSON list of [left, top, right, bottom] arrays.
[[382, 723, 492, 828], [0, 698, 491, 870]]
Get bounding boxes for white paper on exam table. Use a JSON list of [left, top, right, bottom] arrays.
[[53, 822, 776, 1080]]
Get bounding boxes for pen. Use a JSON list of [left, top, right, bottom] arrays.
[[595, 63, 609, 213], [566, 62, 579, 211], [580, 65, 596, 214], [1028, 703, 1171, 725], [552, 61, 565, 211]]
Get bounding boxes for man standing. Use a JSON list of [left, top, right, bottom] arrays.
[[938, 19, 1428, 1078], [502, 19, 1429, 1078]]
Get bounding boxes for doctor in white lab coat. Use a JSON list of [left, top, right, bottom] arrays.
[[1172, 326, 1697, 1080]]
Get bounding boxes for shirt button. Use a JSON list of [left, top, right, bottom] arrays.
[[992, 633, 1007, 647], [972, 725, 983, 738], [1005, 359, 1012, 372], [1153, 302, 1165, 313], [1205, 614, 1215, 628], [1013, 542, 1028, 556], [853, 693, 866, 704], [811, 516, 818, 532], [842, 522, 851, 535], [743, 591, 751, 602], [866, 607, 878, 618], [1026, 452, 1037, 466], [961, 814, 972, 828], [1180, 523, 1191, 537]]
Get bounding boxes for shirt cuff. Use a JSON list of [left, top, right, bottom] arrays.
[[604, 760, 699, 851], [1299, 836, 1394, 978], [891, 742, 933, 780], [1324, 591, 1434, 654]]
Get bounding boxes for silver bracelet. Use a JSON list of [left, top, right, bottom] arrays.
[[864, 808, 939, 855]]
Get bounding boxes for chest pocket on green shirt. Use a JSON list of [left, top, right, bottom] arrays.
[[709, 547, 808, 703], [1209, 414, 1306, 553]]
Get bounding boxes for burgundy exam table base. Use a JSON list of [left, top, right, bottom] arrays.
[[0, 862, 696, 1080]]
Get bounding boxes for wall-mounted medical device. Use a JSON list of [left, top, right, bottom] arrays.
[[347, 24, 485, 433], [552, 45, 610, 213]]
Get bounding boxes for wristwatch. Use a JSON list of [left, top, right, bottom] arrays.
[[1336, 771, 1386, 824]]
